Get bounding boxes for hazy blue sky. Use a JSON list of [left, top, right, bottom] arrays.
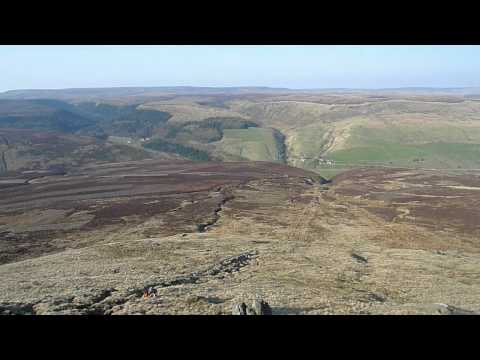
[[0, 45, 479, 92]]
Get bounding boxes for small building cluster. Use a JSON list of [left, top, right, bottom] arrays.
[[318, 157, 334, 165], [299, 155, 335, 165]]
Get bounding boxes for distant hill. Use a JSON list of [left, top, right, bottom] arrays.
[[0, 86, 294, 100], [3, 86, 480, 101], [4, 89, 480, 177]]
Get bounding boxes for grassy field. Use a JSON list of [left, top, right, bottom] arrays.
[[325, 122, 480, 168], [283, 100, 480, 172], [218, 128, 284, 162], [346, 123, 480, 147], [328, 142, 480, 168]]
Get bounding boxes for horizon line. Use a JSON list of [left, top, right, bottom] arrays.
[[2, 85, 480, 93]]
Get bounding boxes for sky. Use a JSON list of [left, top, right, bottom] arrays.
[[0, 45, 479, 92]]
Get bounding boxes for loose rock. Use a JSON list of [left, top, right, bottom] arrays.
[[252, 299, 273, 315], [232, 302, 247, 315]]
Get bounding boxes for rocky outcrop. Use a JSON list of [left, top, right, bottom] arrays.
[[232, 299, 272, 315], [432, 303, 478, 315], [0, 302, 35, 315], [304, 176, 330, 186], [0, 250, 260, 315], [146, 250, 258, 290]]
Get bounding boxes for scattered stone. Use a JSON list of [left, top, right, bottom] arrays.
[[368, 292, 386, 303], [205, 297, 224, 304], [304, 178, 315, 186], [186, 295, 202, 305], [197, 224, 207, 232], [351, 253, 368, 264], [0, 231, 16, 240]]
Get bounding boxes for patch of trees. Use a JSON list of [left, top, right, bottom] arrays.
[[196, 99, 230, 109], [74, 102, 172, 138], [199, 117, 258, 131], [107, 109, 172, 138], [0, 110, 97, 133], [272, 128, 287, 163], [166, 117, 259, 143], [143, 138, 211, 161], [75, 102, 138, 121], [0, 100, 174, 137]]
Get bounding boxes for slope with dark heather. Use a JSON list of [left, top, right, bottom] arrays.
[[0, 159, 326, 265]]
